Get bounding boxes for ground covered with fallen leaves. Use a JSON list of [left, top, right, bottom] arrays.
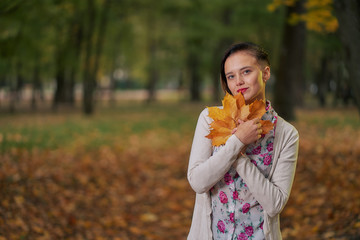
[[0, 103, 359, 239]]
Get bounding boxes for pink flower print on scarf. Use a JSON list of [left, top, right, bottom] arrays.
[[242, 203, 250, 213], [251, 145, 261, 155], [217, 220, 225, 233], [245, 226, 254, 236], [263, 154, 272, 166], [229, 212, 235, 223], [224, 172, 233, 185], [238, 232, 248, 240], [267, 142, 273, 152], [250, 159, 257, 166], [265, 101, 271, 111], [219, 191, 228, 204], [233, 190, 239, 200]]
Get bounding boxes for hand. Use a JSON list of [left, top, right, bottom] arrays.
[[232, 118, 262, 145]]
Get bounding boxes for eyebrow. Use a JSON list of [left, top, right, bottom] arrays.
[[225, 66, 252, 75]]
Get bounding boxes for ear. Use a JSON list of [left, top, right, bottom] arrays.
[[263, 66, 270, 82]]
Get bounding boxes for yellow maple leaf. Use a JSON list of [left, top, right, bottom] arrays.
[[206, 93, 274, 146]]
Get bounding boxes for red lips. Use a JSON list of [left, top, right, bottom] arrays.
[[237, 88, 248, 94]]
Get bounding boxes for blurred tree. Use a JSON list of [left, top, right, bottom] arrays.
[[180, 0, 207, 102], [333, 0, 360, 114], [142, 0, 161, 103], [0, 0, 54, 112], [82, 0, 111, 114], [52, 0, 84, 110], [268, 0, 338, 120], [31, 58, 44, 110], [0, 1, 24, 113], [308, 35, 343, 108], [111, 0, 190, 102], [1, 0, 348, 114], [205, 0, 235, 102], [273, 0, 306, 121], [101, 0, 136, 105]]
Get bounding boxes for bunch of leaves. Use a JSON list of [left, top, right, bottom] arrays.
[[206, 93, 274, 146]]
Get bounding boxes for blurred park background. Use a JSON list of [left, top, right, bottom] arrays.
[[0, 0, 359, 239]]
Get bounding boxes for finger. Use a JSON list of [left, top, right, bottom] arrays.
[[237, 119, 244, 124], [231, 128, 237, 134]]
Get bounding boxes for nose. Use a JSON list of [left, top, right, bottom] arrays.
[[235, 73, 244, 85]]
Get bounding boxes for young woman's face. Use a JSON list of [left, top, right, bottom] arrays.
[[224, 51, 270, 104]]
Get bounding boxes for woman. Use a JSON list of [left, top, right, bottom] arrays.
[[187, 42, 299, 240]]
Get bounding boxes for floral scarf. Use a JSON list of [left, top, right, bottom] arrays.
[[210, 101, 278, 240]]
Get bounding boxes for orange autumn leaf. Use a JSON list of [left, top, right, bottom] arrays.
[[206, 93, 274, 146], [248, 100, 266, 120], [260, 119, 274, 134]]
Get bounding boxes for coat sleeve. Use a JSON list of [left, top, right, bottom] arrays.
[[233, 119, 299, 217], [187, 108, 245, 194]]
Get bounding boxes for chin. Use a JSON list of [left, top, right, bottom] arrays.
[[244, 96, 256, 104], [243, 93, 250, 101]]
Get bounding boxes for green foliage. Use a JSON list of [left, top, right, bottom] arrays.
[[0, 0, 345, 109], [0, 0, 58, 79]]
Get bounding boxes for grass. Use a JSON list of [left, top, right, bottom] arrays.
[[0, 102, 358, 152], [0, 102, 205, 152], [296, 107, 359, 129]]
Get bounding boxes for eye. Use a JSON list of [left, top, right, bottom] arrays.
[[226, 75, 234, 80], [243, 69, 251, 75]]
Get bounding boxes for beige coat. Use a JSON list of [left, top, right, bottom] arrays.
[[187, 108, 299, 240]]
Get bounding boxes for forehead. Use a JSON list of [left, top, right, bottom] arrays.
[[224, 51, 259, 70]]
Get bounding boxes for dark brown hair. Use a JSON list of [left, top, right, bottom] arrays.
[[220, 42, 270, 95]]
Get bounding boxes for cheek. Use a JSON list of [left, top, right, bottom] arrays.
[[227, 81, 237, 94], [226, 80, 232, 89], [256, 72, 263, 83], [253, 74, 264, 88]]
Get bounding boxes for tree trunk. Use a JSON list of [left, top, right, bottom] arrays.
[[146, 38, 158, 103], [67, 16, 83, 105], [144, 9, 159, 103], [15, 62, 24, 102], [188, 50, 201, 101], [211, 41, 232, 102], [83, 0, 110, 115], [274, 0, 306, 121], [53, 44, 66, 110], [9, 76, 17, 113], [316, 57, 328, 107], [9, 61, 24, 113], [83, 0, 96, 115], [53, 20, 80, 109], [109, 56, 117, 105], [333, 0, 360, 114], [211, 7, 233, 102], [31, 63, 41, 110], [211, 51, 221, 102]]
